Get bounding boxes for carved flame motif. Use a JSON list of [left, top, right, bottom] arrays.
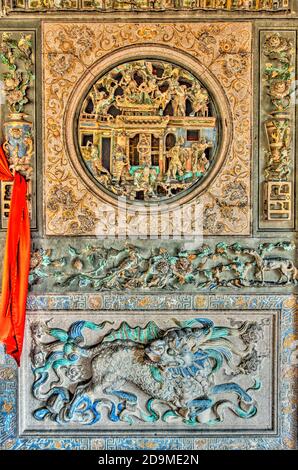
[[78, 60, 218, 201]]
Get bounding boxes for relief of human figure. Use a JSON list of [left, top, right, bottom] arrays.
[[89, 142, 111, 178], [134, 165, 157, 197], [113, 145, 131, 184], [137, 134, 151, 166], [155, 87, 172, 114], [180, 147, 193, 173], [189, 84, 209, 117], [166, 137, 185, 180], [172, 84, 188, 116], [191, 137, 212, 174], [139, 77, 157, 105]]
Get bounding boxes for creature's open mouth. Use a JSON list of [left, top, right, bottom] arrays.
[[145, 349, 160, 363]]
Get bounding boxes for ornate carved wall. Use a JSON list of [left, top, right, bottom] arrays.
[[0, 2, 297, 451]]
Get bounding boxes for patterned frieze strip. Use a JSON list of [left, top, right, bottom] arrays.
[[26, 293, 290, 311], [1, 0, 291, 14], [0, 30, 36, 227], [260, 31, 296, 227], [28, 240, 297, 292]]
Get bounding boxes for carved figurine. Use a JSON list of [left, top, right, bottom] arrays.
[[166, 141, 184, 180], [191, 138, 212, 174], [172, 84, 188, 116], [78, 59, 217, 200], [134, 165, 157, 198], [113, 145, 130, 184], [189, 84, 209, 117]]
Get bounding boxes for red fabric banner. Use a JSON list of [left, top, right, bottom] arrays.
[[0, 145, 30, 365]]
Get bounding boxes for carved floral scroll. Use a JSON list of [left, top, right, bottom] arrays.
[[43, 22, 252, 236]]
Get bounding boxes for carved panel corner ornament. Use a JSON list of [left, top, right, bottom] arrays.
[[44, 22, 252, 236]]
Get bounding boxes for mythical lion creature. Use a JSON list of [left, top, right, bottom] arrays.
[[31, 318, 262, 426]]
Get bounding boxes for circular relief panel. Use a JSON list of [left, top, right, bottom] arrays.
[[77, 59, 220, 203]]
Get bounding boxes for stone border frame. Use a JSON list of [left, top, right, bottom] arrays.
[[18, 308, 278, 437], [0, 293, 296, 450]]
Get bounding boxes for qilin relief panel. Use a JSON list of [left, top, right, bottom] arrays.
[[0, 294, 296, 449], [20, 310, 275, 434], [43, 22, 252, 236]]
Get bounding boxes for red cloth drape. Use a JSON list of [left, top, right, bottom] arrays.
[[0, 145, 30, 365]]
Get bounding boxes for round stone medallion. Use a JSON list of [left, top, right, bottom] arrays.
[[77, 59, 219, 203]]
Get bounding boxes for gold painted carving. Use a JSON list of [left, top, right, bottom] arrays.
[[43, 22, 252, 236], [262, 32, 295, 222], [3, 0, 290, 13], [78, 59, 217, 202]]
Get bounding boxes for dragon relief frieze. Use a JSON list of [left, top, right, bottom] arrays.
[[30, 316, 267, 427], [43, 22, 252, 236]]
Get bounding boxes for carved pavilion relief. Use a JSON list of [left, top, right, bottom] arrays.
[[78, 59, 217, 201], [44, 22, 251, 236]]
